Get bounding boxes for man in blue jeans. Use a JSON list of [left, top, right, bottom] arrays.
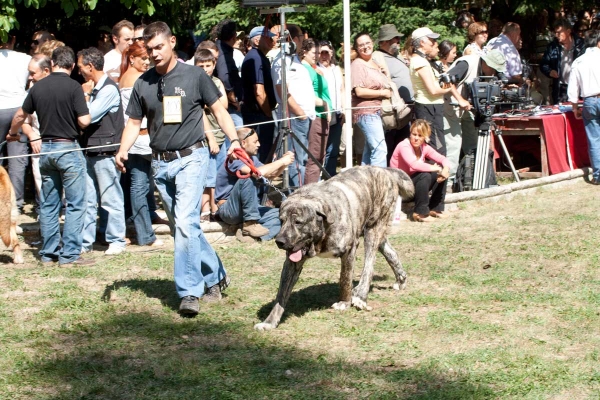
[[215, 127, 294, 240], [8, 46, 92, 266], [116, 22, 241, 317], [568, 31, 600, 183]]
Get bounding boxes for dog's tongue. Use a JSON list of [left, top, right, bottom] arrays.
[[289, 250, 303, 263]]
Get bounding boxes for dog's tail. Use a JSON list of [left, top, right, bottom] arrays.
[[386, 168, 415, 201]]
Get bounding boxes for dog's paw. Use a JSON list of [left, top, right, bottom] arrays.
[[254, 322, 276, 331], [392, 282, 406, 291], [351, 296, 372, 311], [331, 301, 351, 311]]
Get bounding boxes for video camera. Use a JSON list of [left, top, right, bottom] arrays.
[[469, 75, 530, 117]]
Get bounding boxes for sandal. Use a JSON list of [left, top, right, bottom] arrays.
[[429, 210, 448, 219], [411, 213, 436, 222]]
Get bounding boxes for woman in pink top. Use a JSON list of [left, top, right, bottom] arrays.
[[390, 119, 450, 222]]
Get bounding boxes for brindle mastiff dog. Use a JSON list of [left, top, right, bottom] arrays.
[[254, 166, 415, 330]]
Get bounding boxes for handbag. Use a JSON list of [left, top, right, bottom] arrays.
[[381, 79, 412, 130]]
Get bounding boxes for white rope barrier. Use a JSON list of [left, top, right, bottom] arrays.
[[0, 105, 382, 161]]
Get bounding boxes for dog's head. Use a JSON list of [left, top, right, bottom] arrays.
[[275, 199, 328, 263]]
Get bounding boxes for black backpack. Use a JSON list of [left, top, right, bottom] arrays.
[[453, 149, 497, 192]]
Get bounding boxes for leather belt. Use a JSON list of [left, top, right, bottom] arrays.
[[41, 138, 76, 142], [139, 128, 149, 135], [585, 93, 600, 98], [153, 140, 208, 162], [87, 150, 117, 157], [217, 199, 227, 207]]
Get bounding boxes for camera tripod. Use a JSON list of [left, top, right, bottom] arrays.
[[472, 115, 520, 190]]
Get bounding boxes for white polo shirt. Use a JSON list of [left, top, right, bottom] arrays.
[[271, 53, 316, 120], [0, 50, 31, 109], [568, 47, 600, 102]]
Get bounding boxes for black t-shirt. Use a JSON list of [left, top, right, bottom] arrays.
[[215, 40, 244, 102], [126, 62, 220, 152], [21, 72, 89, 140], [240, 48, 276, 114]]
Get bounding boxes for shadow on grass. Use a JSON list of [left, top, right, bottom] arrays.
[[257, 282, 340, 323], [102, 279, 180, 311], [18, 311, 496, 399]]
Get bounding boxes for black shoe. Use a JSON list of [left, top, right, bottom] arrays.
[[179, 296, 199, 316], [202, 285, 222, 302]]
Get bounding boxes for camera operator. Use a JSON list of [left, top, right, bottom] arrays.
[[410, 27, 470, 156], [442, 49, 508, 180]]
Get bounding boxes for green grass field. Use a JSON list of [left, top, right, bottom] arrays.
[[1, 182, 599, 399]]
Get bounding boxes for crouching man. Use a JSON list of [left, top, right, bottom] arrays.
[[215, 127, 294, 240]]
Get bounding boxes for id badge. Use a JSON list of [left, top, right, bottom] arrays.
[[163, 96, 182, 123]]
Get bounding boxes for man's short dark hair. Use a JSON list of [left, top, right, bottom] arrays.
[[585, 29, 600, 48], [194, 49, 215, 65], [287, 24, 303, 42], [52, 46, 76, 69], [553, 18, 572, 31], [112, 20, 134, 38], [143, 22, 172, 43], [77, 47, 104, 71], [32, 53, 51, 71], [216, 19, 237, 42]]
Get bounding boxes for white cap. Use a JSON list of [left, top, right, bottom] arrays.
[[411, 27, 440, 41]]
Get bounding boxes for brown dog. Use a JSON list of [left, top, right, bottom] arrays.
[[0, 165, 24, 264], [255, 166, 415, 330]]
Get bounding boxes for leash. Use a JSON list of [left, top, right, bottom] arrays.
[[0, 136, 41, 153], [225, 147, 287, 201]]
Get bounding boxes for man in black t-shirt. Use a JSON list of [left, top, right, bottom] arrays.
[[9, 46, 92, 266], [241, 26, 277, 163], [116, 22, 242, 317]]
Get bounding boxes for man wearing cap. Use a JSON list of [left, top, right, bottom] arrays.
[[485, 22, 525, 84], [568, 30, 600, 183], [443, 49, 508, 180], [373, 24, 413, 163], [241, 26, 277, 163], [410, 27, 469, 157]]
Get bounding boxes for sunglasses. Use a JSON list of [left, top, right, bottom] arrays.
[[157, 76, 165, 102], [478, 30, 488, 34], [243, 129, 256, 140]]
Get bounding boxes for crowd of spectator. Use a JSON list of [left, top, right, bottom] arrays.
[[2, 9, 600, 312]]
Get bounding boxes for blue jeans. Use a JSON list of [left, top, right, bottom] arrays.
[[38, 141, 87, 264], [242, 111, 275, 163], [128, 154, 157, 245], [288, 117, 310, 187], [82, 155, 126, 251], [324, 118, 343, 177], [152, 147, 226, 298], [228, 107, 244, 128], [356, 112, 387, 167], [583, 97, 600, 181], [216, 178, 281, 241], [0, 108, 28, 211]]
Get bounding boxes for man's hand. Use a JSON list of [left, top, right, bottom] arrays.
[[227, 139, 241, 159], [82, 80, 94, 94], [30, 137, 41, 154], [458, 99, 472, 110], [280, 151, 295, 166], [549, 70, 559, 79], [5, 132, 20, 143], [115, 150, 128, 173], [207, 136, 220, 155], [573, 104, 583, 119]]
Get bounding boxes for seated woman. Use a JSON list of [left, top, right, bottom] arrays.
[[390, 119, 450, 222]]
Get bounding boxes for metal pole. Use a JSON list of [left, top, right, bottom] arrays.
[[279, 10, 289, 190], [342, 0, 352, 169]]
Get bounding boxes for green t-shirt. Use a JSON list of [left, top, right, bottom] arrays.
[[302, 61, 333, 119]]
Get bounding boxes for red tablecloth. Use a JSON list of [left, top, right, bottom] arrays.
[[495, 112, 589, 175]]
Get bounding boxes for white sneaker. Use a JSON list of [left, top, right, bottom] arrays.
[[81, 247, 92, 254], [105, 244, 125, 255]]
